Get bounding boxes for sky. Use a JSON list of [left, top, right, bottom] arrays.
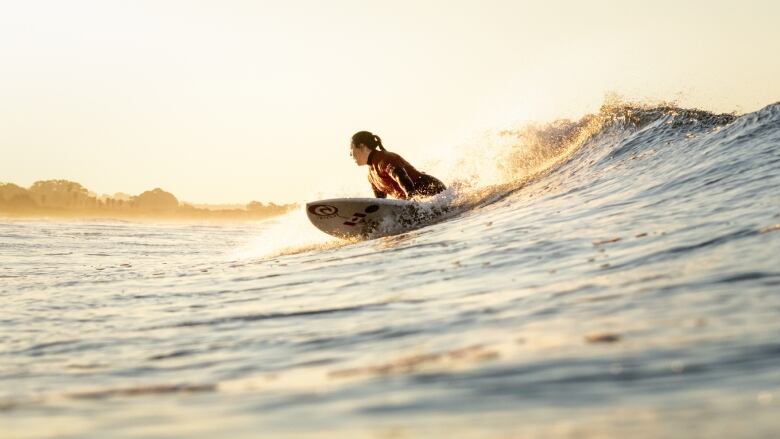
[[1, 0, 779, 204]]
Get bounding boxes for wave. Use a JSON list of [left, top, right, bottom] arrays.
[[239, 99, 778, 258]]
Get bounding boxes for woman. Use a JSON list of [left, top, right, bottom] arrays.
[[350, 131, 446, 200]]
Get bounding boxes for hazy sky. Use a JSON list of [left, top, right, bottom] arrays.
[[2, 0, 778, 203]]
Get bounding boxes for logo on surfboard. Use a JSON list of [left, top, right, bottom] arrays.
[[307, 204, 338, 218]]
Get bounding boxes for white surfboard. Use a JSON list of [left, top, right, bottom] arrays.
[[306, 197, 444, 239]]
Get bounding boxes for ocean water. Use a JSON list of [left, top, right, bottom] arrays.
[[2, 102, 780, 438]]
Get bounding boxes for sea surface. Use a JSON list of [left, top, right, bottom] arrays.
[[2, 102, 780, 438]]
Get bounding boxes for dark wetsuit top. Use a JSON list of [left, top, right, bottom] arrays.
[[367, 150, 446, 200]]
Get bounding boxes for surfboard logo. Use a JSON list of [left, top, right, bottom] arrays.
[[308, 204, 338, 217], [343, 212, 366, 226]]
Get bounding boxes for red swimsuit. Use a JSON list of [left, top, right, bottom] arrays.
[[367, 150, 446, 200]]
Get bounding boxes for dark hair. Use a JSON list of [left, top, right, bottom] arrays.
[[351, 131, 386, 151]]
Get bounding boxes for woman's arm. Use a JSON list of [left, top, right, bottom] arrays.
[[389, 167, 416, 198], [370, 181, 387, 198]]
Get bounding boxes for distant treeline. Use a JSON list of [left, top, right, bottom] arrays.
[[0, 180, 296, 220]]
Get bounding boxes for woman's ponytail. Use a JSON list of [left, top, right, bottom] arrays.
[[374, 134, 386, 151]]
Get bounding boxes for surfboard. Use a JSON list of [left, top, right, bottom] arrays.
[[306, 197, 442, 239]]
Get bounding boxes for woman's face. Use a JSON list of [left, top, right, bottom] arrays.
[[350, 142, 371, 166]]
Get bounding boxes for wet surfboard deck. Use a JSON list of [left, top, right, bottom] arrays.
[[306, 198, 443, 239]]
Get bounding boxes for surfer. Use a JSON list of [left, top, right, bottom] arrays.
[[350, 131, 447, 200]]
